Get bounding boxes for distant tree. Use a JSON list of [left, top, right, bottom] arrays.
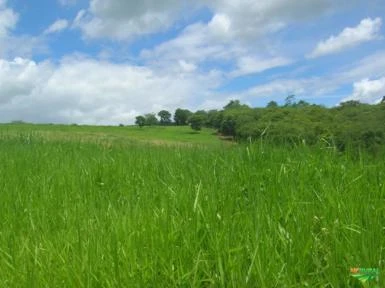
[[219, 106, 255, 137], [174, 108, 192, 126], [296, 100, 310, 107], [266, 101, 278, 108], [189, 113, 206, 131], [224, 100, 249, 110], [129, 97, 385, 153], [11, 120, 27, 124], [206, 109, 222, 129], [221, 115, 237, 136], [284, 95, 296, 107], [135, 116, 146, 127], [158, 110, 172, 125], [224, 100, 242, 109], [144, 113, 158, 126], [339, 100, 361, 107], [380, 96, 385, 103]]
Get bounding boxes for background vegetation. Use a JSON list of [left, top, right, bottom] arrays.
[[136, 96, 385, 154]]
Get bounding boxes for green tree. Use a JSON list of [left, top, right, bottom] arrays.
[[219, 106, 255, 137], [174, 108, 192, 126], [158, 110, 172, 125], [206, 109, 222, 129], [135, 116, 146, 127], [296, 100, 310, 107], [224, 100, 249, 110], [189, 113, 206, 131], [284, 95, 296, 107], [339, 100, 361, 107], [266, 101, 278, 108], [144, 113, 158, 126]]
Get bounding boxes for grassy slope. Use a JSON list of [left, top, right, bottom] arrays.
[[0, 125, 384, 287], [0, 124, 224, 146]]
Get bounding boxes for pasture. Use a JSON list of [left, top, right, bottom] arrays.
[[0, 124, 383, 287]]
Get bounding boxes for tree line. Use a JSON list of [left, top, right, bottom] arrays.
[[136, 96, 385, 153], [135, 109, 193, 127]]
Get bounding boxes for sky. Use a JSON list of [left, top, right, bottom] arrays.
[[0, 0, 384, 125]]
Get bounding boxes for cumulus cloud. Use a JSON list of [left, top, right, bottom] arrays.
[[0, 0, 18, 37], [140, 18, 292, 78], [139, 0, 340, 79], [74, 0, 187, 40], [1, 0, 381, 124], [0, 58, 51, 104], [342, 77, 385, 104], [0, 35, 48, 59], [0, 0, 46, 59], [0, 56, 221, 124], [308, 17, 382, 58], [44, 19, 69, 35], [178, 60, 197, 73], [203, 0, 333, 41], [140, 22, 231, 67], [74, 0, 336, 41]]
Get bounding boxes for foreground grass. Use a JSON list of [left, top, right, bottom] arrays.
[[0, 134, 384, 287]]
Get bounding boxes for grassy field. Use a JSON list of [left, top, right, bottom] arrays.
[[0, 125, 384, 287], [0, 123, 225, 147]]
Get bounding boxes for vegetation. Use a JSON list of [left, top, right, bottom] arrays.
[[158, 110, 172, 125], [2, 95, 384, 286], [136, 97, 385, 153], [174, 108, 192, 126], [189, 111, 207, 131], [144, 113, 159, 126], [0, 124, 222, 147], [135, 115, 146, 128], [0, 129, 383, 286]]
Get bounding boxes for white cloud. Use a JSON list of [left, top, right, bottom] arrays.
[[2, 0, 381, 124], [140, 19, 293, 81], [308, 17, 382, 58], [139, 0, 340, 80], [342, 77, 385, 104], [203, 0, 333, 41], [0, 0, 18, 37], [243, 78, 317, 100], [207, 13, 233, 41], [75, 0, 336, 41], [75, 0, 187, 40], [0, 1, 46, 59], [44, 19, 69, 35], [178, 60, 197, 73], [0, 35, 48, 59], [231, 56, 292, 77], [340, 50, 385, 81], [140, 22, 231, 67], [231, 50, 385, 104], [0, 56, 221, 124]]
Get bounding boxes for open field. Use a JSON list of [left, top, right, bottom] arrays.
[[0, 124, 225, 147], [0, 125, 384, 287]]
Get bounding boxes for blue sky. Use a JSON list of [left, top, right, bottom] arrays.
[[0, 0, 384, 124]]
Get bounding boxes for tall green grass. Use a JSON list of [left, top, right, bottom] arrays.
[[0, 124, 223, 146], [0, 134, 384, 287]]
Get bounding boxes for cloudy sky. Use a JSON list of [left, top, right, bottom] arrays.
[[0, 0, 384, 124]]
